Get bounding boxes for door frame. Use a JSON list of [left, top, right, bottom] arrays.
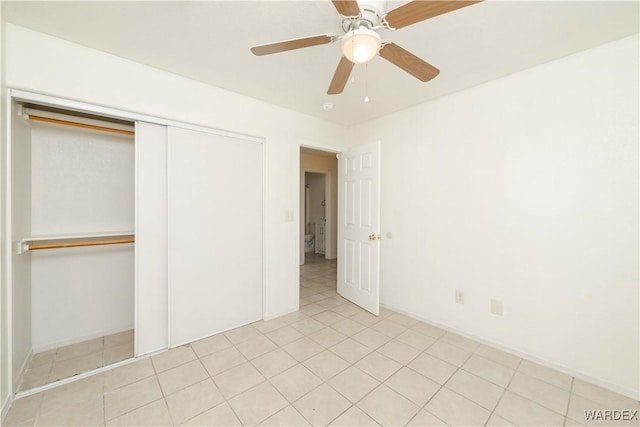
[[297, 142, 341, 305], [298, 143, 341, 261]]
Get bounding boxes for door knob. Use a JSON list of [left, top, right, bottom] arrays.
[[369, 234, 381, 241]]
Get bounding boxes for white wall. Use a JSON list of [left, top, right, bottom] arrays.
[[30, 122, 134, 235], [4, 24, 347, 325], [0, 8, 10, 419], [347, 35, 639, 398], [31, 246, 134, 351], [29, 121, 134, 350], [10, 102, 31, 389]]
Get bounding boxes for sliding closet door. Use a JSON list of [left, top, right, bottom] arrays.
[[168, 127, 263, 347], [135, 122, 168, 356]]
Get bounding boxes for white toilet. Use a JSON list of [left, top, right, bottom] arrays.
[[304, 222, 315, 252], [304, 233, 315, 252]]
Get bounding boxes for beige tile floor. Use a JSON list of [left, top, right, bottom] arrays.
[[5, 254, 639, 426], [18, 330, 134, 391]]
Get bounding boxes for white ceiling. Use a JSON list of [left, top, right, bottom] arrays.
[[2, 1, 638, 126]]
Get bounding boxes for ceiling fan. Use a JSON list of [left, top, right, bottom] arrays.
[[250, 0, 482, 95]]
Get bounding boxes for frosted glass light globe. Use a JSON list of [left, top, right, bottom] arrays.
[[341, 28, 381, 64]]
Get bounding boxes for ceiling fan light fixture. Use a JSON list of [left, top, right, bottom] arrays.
[[341, 27, 381, 64]]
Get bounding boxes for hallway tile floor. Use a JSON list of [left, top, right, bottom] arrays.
[[4, 254, 638, 426]]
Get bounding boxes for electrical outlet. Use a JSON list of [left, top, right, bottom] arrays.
[[491, 299, 503, 316], [455, 290, 465, 304]]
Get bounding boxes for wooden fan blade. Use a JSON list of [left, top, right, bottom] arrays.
[[327, 57, 353, 95], [251, 34, 336, 56], [332, 0, 360, 17], [379, 43, 440, 82], [385, 0, 482, 30]]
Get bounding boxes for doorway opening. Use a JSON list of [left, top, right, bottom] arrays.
[[299, 147, 338, 266], [299, 147, 339, 310]]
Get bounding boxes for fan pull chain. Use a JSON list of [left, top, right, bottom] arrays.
[[364, 63, 370, 103], [351, 58, 355, 83], [351, 35, 357, 84]]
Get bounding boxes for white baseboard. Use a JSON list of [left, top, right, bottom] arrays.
[[12, 348, 33, 393], [135, 344, 167, 358], [1, 394, 13, 424], [32, 326, 133, 354], [263, 307, 298, 322], [380, 302, 640, 401]]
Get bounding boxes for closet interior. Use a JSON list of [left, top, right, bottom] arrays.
[[11, 101, 135, 392], [8, 91, 265, 398]]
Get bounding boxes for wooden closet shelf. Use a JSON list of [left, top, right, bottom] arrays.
[[22, 233, 134, 251], [27, 114, 135, 136]]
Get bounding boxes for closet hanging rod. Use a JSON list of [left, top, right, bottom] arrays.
[[26, 236, 134, 251], [26, 114, 135, 136]]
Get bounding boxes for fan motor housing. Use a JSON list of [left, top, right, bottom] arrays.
[[341, 2, 385, 32]]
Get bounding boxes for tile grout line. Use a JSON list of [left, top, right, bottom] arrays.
[[484, 356, 523, 426], [237, 332, 288, 425], [186, 344, 236, 424], [102, 376, 107, 427], [104, 373, 164, 423], [564, 376, 575, 426], [178, 379, 229, 426], [408, 336, 502, 426]]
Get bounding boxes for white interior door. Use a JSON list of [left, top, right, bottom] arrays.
[[338, 141, 381, 315], [168, 126, 263, 348]]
